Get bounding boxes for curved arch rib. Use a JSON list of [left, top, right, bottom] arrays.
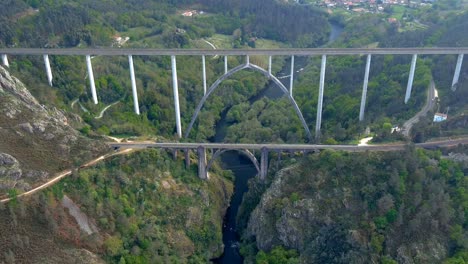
[[206, 149, 261, 176], [184, 63, 311, 140]]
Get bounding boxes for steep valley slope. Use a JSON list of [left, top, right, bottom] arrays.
[[0, 65, 109, 193], [241, 147, 468, 263], [0, 66, 233, 263]]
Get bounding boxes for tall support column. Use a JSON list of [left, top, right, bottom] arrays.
[[268, 56, 272, 76], [246, 55, 250, 65], [202, 55, 207, 95], [260, 147, 268, 180], [171, 55, 182, 138], [452, 54, 464, 91], [316, 55, 327, 137], [1, 54, 8, 67], [359, 54, 372, 121], [289, 55, 295, 97], [185, 148, 190, 169], [197, 146, 208, 180], [405, 54, 418, 104], [86, 55, 98, 104], [43, 54, 53, 86], [224, 56, 228, 74], [128, 55, 140, 115]]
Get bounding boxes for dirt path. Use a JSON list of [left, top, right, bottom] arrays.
[[358, 137, 373, 146], [203, 39, 218, 59], [95, 101, 119, 119], [0, 148, 133, 203], [70, 98, 79, 108]]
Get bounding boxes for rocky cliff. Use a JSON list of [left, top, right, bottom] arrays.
[[244, 148, 468, 263], [0, 65, 108, 193]]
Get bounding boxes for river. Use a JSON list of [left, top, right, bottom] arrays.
[[212, 21, 343, 264]]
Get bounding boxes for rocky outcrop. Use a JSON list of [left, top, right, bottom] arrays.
[[245, 150, 458, 263], [0, 65, 109, 192]]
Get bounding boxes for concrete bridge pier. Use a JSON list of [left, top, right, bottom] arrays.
[[172, 149, 178, 161], [246, 55, 250, 65], [268, 56, 272, 76], [171, 55, 182, 138], [43, 54, 53, 86], [85, 55, 98, 104], [452, 54, 464, 91], [197, 146, 208, 180], [405, 54, 418, 104], [185, 148, 190, 169], [359, 54, 371, 121], [290, 55, 295, 97], [224, 56, 228, 74], [202, 55, 207, 95], [1, 54, 8, 67], [128, 55, 140, 115], [316, 54, 327, 138], [260, 147, 269, 180], [276, 150, 282, 169]]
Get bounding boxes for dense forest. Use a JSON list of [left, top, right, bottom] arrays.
[[238, 146, 468, 263]]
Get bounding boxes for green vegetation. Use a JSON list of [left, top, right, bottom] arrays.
[[59, 149, 233, 262], [1, 150, 233, 263], [1, 0, 468, 263], [240, 146, 468, 263]]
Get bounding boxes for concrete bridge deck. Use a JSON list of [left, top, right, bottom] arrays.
[[109, 137, 468, 151], [2, 47, 468, 56]]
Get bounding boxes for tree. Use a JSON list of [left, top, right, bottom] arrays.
[[105, 236, 124, 256]]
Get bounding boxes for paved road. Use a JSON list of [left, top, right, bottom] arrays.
[[1, 48, 468, 56], [108, 137, 468, 152], [402, 78, 436, 137]]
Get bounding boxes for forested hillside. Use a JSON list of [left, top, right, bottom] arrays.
[[0, 149, 233, 263], [239, 146, 468, 263]]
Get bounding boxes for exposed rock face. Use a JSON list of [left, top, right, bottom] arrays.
[[0, 65, 109, 192], [245, 151, 456, 263], [0, 153, 22, 190]]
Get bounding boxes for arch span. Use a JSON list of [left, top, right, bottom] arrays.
[[184, 63, 312, 140], [206, 149, 260, 176]]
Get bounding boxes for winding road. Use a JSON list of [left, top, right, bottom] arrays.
[[402, 78, 436, 137], [95, 101, 119, 119]]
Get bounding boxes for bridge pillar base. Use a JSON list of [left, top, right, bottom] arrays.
[[1, 54, 9, 67], [173, 149, 178, 161], [198, 146, 208, 180], [260, 147, 268, 180]]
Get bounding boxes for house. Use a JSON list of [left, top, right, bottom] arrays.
[[433, 113, 448, 122]]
